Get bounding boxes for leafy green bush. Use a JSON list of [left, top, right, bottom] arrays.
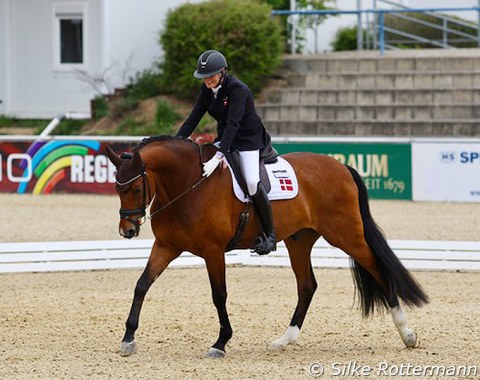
[[330, 25, 373, 51], [160, 0, 283, 99], [331, 25, 357, 51], [155, 99, 181, 127], [91, 96, 109, 120], [126, 69, 164, 100]]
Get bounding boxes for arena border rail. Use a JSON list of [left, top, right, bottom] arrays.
[[1, 238, 480, 274]]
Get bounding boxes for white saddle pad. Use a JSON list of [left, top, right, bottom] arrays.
[[227, 157, 299, 203]]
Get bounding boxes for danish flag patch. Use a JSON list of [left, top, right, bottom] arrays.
[[272, 169, 297, 195], [279, 178, 294, 192]]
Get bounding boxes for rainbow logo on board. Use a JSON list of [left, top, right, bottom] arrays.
[[17, 140, 101, 194]]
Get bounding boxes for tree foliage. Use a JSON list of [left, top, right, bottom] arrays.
[[160, 0, 283, 99], [264, 0, 335, 52]]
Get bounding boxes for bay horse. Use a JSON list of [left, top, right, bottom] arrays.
[[105, 136, 428, 358]]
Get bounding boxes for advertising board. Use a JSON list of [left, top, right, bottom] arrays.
[[0, 138, 413, 199], [0, 138, 136, 194], [412, 142, 480, 202], [273, 142, 412, 200], [13, 137, 480, 203]]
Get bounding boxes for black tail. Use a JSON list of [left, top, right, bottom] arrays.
[[346, 165, 429, 317]]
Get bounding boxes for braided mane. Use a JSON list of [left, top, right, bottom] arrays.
[[133, 135, 195, 152]]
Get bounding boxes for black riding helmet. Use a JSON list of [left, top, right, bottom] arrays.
[[193, 50, 228, 79]]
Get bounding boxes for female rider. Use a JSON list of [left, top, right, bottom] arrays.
[[176, 50, 276, 255]]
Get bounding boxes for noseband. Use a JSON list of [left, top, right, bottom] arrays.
[[116, 168, 152, 228]]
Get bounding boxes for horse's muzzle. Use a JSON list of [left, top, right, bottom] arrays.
[[119, 220, 140, 239]]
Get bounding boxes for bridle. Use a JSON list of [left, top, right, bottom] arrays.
[[116, 167, 152, 228], [116, 143, 207, 229]]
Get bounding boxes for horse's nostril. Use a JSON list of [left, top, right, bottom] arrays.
[[125, 229, 135, 239]]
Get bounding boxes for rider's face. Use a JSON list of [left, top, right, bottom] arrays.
[[203, 73, 222, 89]]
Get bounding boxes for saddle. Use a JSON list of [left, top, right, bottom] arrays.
[[224, 142, 279, 198], [199, 139, 281, 252]]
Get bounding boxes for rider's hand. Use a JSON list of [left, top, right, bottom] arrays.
[[203, 152, 225, 177]]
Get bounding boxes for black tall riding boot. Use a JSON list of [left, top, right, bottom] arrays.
[[251, 183, 276, 255]]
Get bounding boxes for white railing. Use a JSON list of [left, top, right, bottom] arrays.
[[1, 238, 479, 274]]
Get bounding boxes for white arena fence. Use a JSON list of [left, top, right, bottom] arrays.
[[1, 238, 480, 273]]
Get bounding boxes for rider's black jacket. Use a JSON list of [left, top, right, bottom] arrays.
[[176, 74, 268, 155]]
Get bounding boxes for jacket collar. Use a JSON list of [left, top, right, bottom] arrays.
[[202, 73, 230, 98]]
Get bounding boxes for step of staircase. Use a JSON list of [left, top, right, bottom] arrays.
[[261, 49, 480, 137], [285, 71, 480, 89], [265, 88, 480, 104], [258, 103, 480, 121], [280, 49, 480, 74], [264, 120, 480, 137]]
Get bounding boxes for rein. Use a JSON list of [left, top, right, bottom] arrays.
[[149, 142, 207, 219], [117, 142, 207, 226], [149, 176, 207, 220]]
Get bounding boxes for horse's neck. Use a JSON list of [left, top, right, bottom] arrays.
[[143, 142, 201, 195]]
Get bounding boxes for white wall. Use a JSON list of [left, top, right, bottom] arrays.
[[101, 0, 205, 91], [4, 0, 203, 118], [7, 0, 103, 117]]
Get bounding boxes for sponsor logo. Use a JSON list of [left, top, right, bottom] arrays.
[[272, 169, 289, 178], [440, 151, 480, 164], [439, 151, 456, 163], [460, 151, 480, 163], [328, 154, 389, 177]]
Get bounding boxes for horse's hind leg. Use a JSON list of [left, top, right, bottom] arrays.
[[323, 220, 419, 348], [390, 304, 418, 348], [270, 230, 319, 351], [120, 242, 181, 356]]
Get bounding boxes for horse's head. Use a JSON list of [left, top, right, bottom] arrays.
[[105, 144, 152, 239]]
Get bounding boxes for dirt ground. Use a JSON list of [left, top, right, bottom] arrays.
[[1, 194, 480, 379]]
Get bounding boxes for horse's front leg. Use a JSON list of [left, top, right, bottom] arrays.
[[204, 254, 233, 358], [120, 241, 181, 356]]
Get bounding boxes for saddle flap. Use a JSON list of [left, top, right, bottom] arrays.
[[226, 156, 298, 203]]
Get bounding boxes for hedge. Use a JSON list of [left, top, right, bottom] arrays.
[[159, 0, 283, 99]]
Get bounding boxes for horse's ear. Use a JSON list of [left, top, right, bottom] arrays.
[[132, 149, 142, 168], [104, 144, 122, 168]]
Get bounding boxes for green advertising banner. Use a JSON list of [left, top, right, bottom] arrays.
[[273, 142, 412, 200]]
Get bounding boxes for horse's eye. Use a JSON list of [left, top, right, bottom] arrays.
[[133, 186, 142, 194]]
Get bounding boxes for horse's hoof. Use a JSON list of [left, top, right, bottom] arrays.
[[206, 347, 225, 358], [402, 330, 418, 348], [269, 340, 287, 351], [120, 340, 138, 357]]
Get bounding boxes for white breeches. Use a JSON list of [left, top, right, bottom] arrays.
[[238, 150, 260, 196]]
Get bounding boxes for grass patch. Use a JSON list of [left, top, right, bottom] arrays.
[[0, 116, 50, 129], [33, 119, 89, 135]]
